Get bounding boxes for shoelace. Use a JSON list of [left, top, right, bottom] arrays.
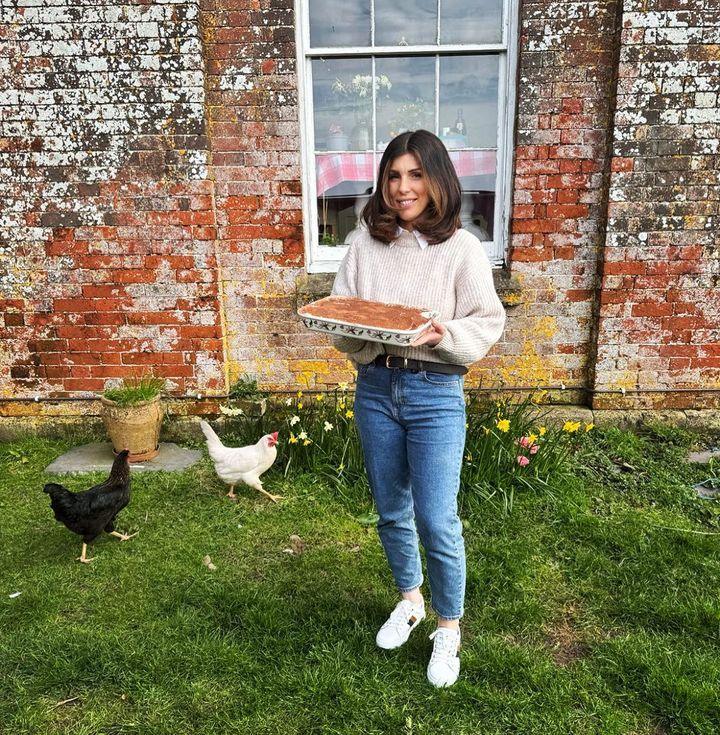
[[384, 600, 423, 635], [428, 628, 460, 663]]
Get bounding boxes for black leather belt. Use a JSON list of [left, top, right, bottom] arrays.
[[372, 354, 467, 376]]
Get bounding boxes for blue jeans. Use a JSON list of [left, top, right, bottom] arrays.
[[354, 362, 467, 620]]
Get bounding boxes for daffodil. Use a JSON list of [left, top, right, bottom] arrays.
[[288, 434, 298, 444], [585, 422, 594, 432], [338, 463, 345, 472], [539, 426, 547, 436], [284, 397, 292, 406], [528, 432, 538, 444], [219, 404, 244, 416], [338, 381, 349, 391], [483, 426, 491, 435], [289, 415, 300, 426], [563, 420, 581, 433], [323, 421, 333, 432], [345, 409, 354, 419], [298, 430, 308, 440], [315, 394, 324, 402], [496, 419, 510, 433], [303, 439, 312, 446], [297, 390, 303, 398], [298, 402, 303, 409]]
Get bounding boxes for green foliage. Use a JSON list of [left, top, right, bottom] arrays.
[[221, 387, 593, 514], [227, 374, 267, 401], [102, 376, 165, 406]]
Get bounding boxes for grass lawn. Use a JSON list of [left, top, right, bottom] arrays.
[[1, 422, 719, 734]]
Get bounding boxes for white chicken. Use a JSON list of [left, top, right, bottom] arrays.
[[199, 420, 281, 502]]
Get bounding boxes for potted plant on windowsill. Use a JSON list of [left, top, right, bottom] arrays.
[[226, 374, 268, 418], [100, 376, 166, 462]]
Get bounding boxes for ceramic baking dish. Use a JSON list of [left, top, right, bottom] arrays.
[[298, 298, 438, 347]]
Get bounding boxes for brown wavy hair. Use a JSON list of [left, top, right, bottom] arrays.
[[362, 129, 462, 245]]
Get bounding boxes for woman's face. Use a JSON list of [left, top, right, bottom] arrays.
[[387, 152, 430, 229]]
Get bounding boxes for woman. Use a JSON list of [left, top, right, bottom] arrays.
[[331, 130, 506, 687]]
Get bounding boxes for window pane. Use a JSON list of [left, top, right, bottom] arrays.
[[439, 55, 498, 149], [309, 0, 371, 47], [451, 150, 497, 242], [316, 154, 375, 246], [374, 0, 437, 46], [312, 58, 373, 152], [376, 56, 435, 150], [440, 0, 503, 44]]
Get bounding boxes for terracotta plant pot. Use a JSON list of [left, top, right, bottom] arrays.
[[100, 395, 164, 462]]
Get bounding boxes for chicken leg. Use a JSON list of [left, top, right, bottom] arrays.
[[226, 486, 238, 499], [247, 478, 282, 503], [109, 530, 138, 541], [77, 543, 94, 564]]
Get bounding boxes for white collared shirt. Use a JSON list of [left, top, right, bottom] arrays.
[[392, 226, 429, 249]]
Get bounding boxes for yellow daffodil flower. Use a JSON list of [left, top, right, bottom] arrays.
[[315, 394, 324, 402], [539, 426, 547, 436], [303, 439, 312, 446], [496, 419, 510, 433], [562, 421, 581, 433], [345, 409, 354, 419], [288, 434, 298, 444], [585, 422, 594, 432]]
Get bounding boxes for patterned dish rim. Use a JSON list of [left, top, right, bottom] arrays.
[[297, 307, 439, 336]]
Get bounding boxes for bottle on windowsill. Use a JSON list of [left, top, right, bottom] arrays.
[[454, 108, 466, 137]]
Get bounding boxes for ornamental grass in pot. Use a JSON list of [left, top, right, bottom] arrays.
[[100, 376, 166, 462]]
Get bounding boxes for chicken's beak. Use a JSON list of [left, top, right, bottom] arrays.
[[269, 431, 279, 446]]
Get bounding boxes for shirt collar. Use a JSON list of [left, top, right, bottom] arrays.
[[392, 226, 429, 249]]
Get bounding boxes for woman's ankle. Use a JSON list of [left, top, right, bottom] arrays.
[[436, 618, 460, 631], [401, 588, 424, 606]]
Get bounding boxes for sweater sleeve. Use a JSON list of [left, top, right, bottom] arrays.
[[430, 247, 506, 365], [329, 240, 368, 355]]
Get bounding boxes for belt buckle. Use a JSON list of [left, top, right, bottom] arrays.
[[384, 355, 408, 369], [385, 354, 392, 368]]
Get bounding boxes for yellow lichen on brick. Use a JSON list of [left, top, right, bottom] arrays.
[[290, 359, 331, 389], [497, 316, 559, 387], [502, 292, 523, 306]]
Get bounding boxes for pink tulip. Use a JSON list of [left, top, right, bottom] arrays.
[[518, 436, 532, 448], [516, 455, 530, 467], [530, 444, 539, 454]]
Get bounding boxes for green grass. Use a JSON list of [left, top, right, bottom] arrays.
[[1, 423, 719, 734]]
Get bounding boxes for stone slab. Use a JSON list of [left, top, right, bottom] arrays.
[[45, 442, 202, 474], [687, 448, 720, 465]]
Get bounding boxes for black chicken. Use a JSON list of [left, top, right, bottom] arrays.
[[44, 449, 136, 563]]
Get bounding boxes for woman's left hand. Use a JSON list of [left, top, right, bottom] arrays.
[[409, 319, 446, 348]]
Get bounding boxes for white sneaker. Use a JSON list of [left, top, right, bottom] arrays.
[[427, 627, 461, 687], [375, 599, 426, 650]]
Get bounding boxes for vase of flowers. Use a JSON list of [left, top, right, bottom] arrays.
[[331, 73, 392, 150], [326, 123, 348, 150]]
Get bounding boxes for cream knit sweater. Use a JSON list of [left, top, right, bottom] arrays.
[[330, 227, 506, 366]]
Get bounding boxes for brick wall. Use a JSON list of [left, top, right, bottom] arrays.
[[595, 0, 720, 409], [0, 0, 718, 414], [0, 0, 224, 397], [201, 0, 353, 391], [508, 0, 623, 404]]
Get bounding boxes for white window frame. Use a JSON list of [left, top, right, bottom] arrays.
[[295, 0, 519, 273]]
